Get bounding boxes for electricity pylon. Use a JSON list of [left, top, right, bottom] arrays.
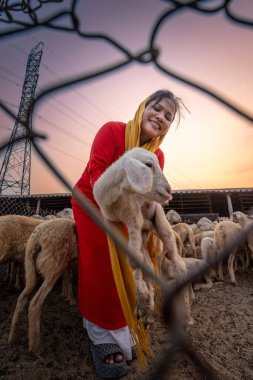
[[0, 42, 44, 195]]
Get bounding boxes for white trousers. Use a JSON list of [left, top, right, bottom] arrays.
[[83, 318, 134, 361]]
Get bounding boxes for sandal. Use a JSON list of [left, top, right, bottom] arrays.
[[130, 346, 137, 361], [89, 341, 128, 379]]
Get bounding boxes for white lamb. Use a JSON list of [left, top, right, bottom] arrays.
[[8, 218, 78, 354], [166, 209, 182, 224], [214, 220, 242, 285], [56, 208, 74, 220], [93, 147, 192, 328], [233, 211, 253, 260]]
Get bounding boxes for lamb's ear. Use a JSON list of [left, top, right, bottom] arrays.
[[124, 157, 152, 193]]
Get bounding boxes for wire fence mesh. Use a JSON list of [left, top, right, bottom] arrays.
[[1, 1, 253, 379]]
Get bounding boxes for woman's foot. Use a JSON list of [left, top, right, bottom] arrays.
[[89, 341, 127, 379], [105, 352, 124, 364]]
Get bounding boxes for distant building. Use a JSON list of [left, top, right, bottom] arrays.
[[0, 188, 252, 222]]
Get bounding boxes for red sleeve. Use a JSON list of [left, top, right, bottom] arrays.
[[155, 148, 165, 170], [88, 122, 124, 188]]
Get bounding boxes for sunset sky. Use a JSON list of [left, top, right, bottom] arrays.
[[0, 0, 253, 195]]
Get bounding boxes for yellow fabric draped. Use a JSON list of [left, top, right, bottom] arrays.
[[125, 97, 167, 152], [107, 95, 169, 367]]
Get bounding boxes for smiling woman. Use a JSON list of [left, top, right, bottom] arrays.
[[71, 89, 187, 379], [140, 90, 179, 145]]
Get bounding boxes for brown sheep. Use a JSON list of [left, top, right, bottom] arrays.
[[8, 218, 78, 354], [0, 215, 43, 289]]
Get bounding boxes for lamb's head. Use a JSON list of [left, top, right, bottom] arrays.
[[121, 148, 172, 204], [166, 209, 181, 224], [232, 211, 247, 226]]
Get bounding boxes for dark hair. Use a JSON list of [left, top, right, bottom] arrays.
[[145, 89, 188, 125]]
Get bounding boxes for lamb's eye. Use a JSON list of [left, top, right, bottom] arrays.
[[145, 162, 153, 168]]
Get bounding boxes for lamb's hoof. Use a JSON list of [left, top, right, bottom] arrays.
[[8, 334, 18, 344], [135, 281, 150, 321], [185, 319, 194, 333]]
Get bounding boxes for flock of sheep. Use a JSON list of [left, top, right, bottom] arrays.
[[1, 147, 252, 361]]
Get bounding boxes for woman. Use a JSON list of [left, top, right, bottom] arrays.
[[71, 89, 185, 379]]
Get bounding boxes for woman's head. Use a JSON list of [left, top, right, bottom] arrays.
[[140, 89, 185, 146]]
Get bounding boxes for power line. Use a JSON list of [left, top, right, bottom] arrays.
[[0, 65, 24, 80], [0, 125, 12, 131], [0, 65, 99, 136], [30, 35, 114, 120], [1, 41, 202, 190], [9, 39, 115, 121], [0, 98, 19, 108], [169, 163, 203, 189], [40, 92, 99, 133], [35, 113, 91, 148], [0, 73, 21, 87], [45, 144, 86, 163]]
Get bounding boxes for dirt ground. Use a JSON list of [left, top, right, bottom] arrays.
[[0, 265, 252, 380]]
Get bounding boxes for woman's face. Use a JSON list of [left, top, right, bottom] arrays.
[[140, 97, 176, 145]]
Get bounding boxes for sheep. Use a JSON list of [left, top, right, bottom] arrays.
[[93, 147, 192, 328], [197, 217, 216, 232], [194, 230, 215, 258], [171, 223, 197, 258], [189, 223, 199, 235], [44, 214, 57, 220], [56, 208, 74, 220], [159, 255, 195, 326], [31, 214, 44, 220], [170, 237, 219, 292], [213, 220, 242, 285], [182, 257, 213, 291], [165, 209, 182, 224], [0, 215, 44, 289], [8, 218, 78, 354], [233, 211, 253, 260]]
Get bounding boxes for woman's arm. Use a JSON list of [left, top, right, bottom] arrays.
[[88, 122, 124, 188], [155, 148, 165, 170]]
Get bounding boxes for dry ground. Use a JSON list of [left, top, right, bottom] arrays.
[[0, 265, 252, 380]]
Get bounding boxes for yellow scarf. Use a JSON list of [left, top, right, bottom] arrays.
[[107, 96, 169, 367]]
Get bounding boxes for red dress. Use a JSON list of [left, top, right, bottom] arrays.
[[71, 121, 164, 330]]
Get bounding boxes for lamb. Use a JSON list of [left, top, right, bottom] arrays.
[[197, 217, 216, 232], [93, 147, 192, 328], [56, 208, 74, 220], [8, 218, 78, 354], [213, 220, 242, 285], [171, 223, 197, 258], [194, 230, 215, 258], [165, 209, 182, 224], [168, 237, 219, 292], [0, 215, 43, 289], [233, 211, 253, 260]]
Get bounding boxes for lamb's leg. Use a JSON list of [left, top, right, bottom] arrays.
[[127, 219, 151, 320], [8, 279, 36, 344], [14, 263, 22, 291], [188, 234, 197, 259], [28, 275, 60, 354], [152, 205, 179, 261], [61, 267, 76, 305], [217, 253, 224, 282], [228, 250, 237, 285]]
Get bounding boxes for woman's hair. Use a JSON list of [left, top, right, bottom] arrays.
[[145, 89, 188, 125]]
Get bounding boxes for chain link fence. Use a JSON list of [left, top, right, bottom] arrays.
[[1, 1, 253, 379]]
